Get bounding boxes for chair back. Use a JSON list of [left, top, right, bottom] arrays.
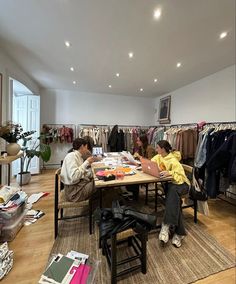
[[55, 168, 64, 209], [182, 164, 193, 183]]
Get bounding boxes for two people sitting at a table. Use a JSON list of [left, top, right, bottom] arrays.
[[151, 140, 190, 248]]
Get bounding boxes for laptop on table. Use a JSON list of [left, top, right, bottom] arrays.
[[140, 158, 161, 178]]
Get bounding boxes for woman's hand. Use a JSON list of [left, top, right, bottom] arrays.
[[160, 170, 171, 177], [133, 152, 141, 160], [87, 156, 95, 164]]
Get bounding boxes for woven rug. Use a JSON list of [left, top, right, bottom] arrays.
[[50, 203, 235, 284]]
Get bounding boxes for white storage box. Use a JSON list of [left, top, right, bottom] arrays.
[[0, 210, 26, 242]]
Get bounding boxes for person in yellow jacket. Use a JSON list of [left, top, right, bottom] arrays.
[[151, 140, 190, 248]]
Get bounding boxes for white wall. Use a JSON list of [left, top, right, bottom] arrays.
[[41, 89, 156, 126], [154, 65, 236, 124], [0, 49, 40, 122], [0, 49, 40, 182]]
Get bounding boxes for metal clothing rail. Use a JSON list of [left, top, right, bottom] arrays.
[[169, 123, 198, 127], [78, 124, 164, 128], [205, 121, 236, 125]]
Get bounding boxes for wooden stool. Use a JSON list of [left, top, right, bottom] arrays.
[[101, 228, 147, 284]]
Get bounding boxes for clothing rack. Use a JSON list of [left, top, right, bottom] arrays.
[[205, 121, 236, 125], [198, 121, 236, 205], [168, 123, 198, 127], [78, 123, 158, 128]]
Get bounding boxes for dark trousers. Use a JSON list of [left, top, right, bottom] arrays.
[[126, 184, 139, 201], [163, 182, 189, 236]]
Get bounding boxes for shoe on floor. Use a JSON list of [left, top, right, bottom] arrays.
[[172, 234, 184, 248], [159, 223, 170, 244]]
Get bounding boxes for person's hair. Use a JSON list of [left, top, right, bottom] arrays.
[[83, 135, 94, 152], [157, 140, 172, 153], [72, 138, 87, 150], [139, 134, 149, 150]]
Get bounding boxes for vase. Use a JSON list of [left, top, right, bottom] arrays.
[[16, 172, 31, 185], [6, 143, 21, 156]]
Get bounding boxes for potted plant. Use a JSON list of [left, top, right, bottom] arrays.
[[16, 134, 51, 185], [0, 121, 35, 156]]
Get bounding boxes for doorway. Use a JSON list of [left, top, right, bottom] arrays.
[[10, 78, 40, 175]]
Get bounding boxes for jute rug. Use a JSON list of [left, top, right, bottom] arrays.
[[50, 202, 235, 284]]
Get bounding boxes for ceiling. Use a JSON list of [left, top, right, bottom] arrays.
[[0, 0, 235, 97]]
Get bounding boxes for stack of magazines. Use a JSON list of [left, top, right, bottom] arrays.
[[39, 251, 95, 284], [0, 185, 27, 209]]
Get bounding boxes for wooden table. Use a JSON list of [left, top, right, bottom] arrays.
[[0, 152, 23, 185], [92, 164, 171, 210]]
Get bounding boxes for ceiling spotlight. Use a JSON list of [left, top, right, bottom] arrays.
[[219, 31, 228, 39], [154, 78, 158, 83], [116, 73, 120, 77], [176, 62, 182, 68], [129, 52, 134, 58], [70, 67, 74, 71], [73, 81, 76, 84], [109, 85, 112, 88], [154, 8, 162, 19], [65, 41, 71, 47], [140, 88, 143, 92]]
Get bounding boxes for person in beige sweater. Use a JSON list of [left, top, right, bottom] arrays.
[[61, 138, 96, 202]]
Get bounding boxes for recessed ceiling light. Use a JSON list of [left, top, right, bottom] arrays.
[[116, 73, 120, 77], [129, 52, 134, 58], [154, 78, 158, 83], [219, 31, 228, 39], [70, 67, 74, 71], [109, 85, 112, 88], [73, 81, 76, 84], [140, 88, 143, 92], [176, 62, 182, 68], [154, 8, 162, 19], [65, 41, 71, 47]]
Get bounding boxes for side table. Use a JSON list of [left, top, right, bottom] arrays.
[[0, 152, 23, 186]]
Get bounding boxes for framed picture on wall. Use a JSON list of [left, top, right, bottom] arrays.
[[158, 95, 171, 124]]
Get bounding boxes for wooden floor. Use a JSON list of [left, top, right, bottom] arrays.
[[2, 170, 236, 284]]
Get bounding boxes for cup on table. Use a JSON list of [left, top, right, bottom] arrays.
[[116, 169, 125, 180]]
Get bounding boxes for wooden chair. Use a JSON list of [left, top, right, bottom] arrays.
[[101, 228, 147, 284], [54, 168, 93, 238], [181, 164, 198, 223], [145, 164, 198, 223]]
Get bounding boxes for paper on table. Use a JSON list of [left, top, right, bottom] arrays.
[[121, 151, 141, 165]]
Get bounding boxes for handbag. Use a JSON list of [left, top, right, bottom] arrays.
[[189, 168, 208, 201], [95, 200, 157, 239]]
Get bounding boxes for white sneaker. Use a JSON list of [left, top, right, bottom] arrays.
[[172, 234, 184, 248], [159, 223, 170, 243]]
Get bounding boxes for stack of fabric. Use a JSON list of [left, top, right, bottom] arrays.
[[0, 242, 13, 280]]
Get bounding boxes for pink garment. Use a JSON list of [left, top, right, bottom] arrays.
[[69, 264, 91, 284]]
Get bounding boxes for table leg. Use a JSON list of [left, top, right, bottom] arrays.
[[20, 157, 23, 187], [155, 183, 157, 212], [99, 188, 102, 208], [8, 164, 10, 185]]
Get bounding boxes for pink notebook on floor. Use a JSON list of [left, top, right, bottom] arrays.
[[69, 264, 91, 284]]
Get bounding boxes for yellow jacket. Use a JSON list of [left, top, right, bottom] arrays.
[[151, 151, 190, 185]]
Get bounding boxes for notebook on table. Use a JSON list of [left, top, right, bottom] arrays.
[[140, 158, 161, 178]]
